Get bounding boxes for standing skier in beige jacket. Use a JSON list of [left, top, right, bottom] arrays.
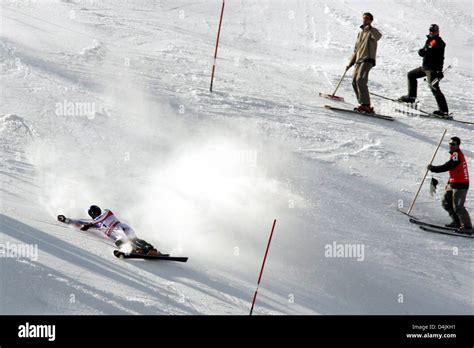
[[347, 12, 382, 114]]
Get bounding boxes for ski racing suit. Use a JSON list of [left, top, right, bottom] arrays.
[[90, 209, 137, 243]]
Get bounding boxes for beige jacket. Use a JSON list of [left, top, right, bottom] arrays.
[[349, 25, 382, 66]]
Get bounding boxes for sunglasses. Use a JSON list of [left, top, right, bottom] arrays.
[[449, 142, 457, 146]]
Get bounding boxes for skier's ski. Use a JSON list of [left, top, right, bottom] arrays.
[[419, 114, 474, 125], [419, 226, 474, 238], [371, 93, 474, 125], [324, 105, 394, 121], [425, 117, 474, 125], [444, 118, 474, 125], [394, 108, 474, 125], [394, 108, 442, 118], [409, 217, 459, 232], [113, 250, 188, 262], [409, 218, 473, 237]]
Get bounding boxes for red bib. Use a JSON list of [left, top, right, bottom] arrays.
[[449, 150, 469, 184]]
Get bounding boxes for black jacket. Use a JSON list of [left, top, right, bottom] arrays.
[[418, 35, 445, 72]]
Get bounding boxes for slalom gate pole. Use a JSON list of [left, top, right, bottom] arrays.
[[210, 0, 225, 92], [407, 129, 447, 215], [249, 219, 277, 316]]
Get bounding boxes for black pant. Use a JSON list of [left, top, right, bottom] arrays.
[[442, 188, 472, 228], [407, 66, 448, 113]]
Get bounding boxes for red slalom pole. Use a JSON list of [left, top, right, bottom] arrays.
[[210, 0, 225, 92], [249, 219, 277, 315]]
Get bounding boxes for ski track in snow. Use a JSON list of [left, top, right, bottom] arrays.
[[0, 0, 473, 315]]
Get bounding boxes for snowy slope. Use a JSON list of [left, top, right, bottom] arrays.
[[0, 0, 473, 315]]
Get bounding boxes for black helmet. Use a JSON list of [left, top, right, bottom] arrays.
[[450, 137, 461, 146], [88, 205, 102, 219], [429, 24, 439, 33]]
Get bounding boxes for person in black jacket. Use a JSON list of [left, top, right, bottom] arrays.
[[399, 24, 449, 117]]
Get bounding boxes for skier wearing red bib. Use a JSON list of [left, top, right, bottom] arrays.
[[428, 137, 472, 234]]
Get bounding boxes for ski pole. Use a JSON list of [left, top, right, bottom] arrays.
[[250, 219, 277, 315], [426, 65, 452, 88], [407, 129, 447, 215], [210, 0, 225, 93], [331, 67, 349, 98]]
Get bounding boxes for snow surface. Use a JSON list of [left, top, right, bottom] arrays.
[[0, 0, 473, 315]]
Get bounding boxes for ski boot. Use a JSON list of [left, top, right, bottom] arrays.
[[354, 104, 375, 114], [432, 110, 452, 119], [445, 216, 461, 229], [398, 95, 416, 104], [445, 221, 460, 228], [459, 225, 473, 236], [130, 238, 161, 256]]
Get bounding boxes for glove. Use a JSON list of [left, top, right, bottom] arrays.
[[80, 224, 91, 231], [429, 177, 439, 197], [346, 64, 353, 71], [435, 71, 444, 80], [427, 164, 434, 171], [418, 48, 427, 57], [57, 215, 66, 223]]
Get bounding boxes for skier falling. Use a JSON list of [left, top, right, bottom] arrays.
[[58, 205, 162, 256]]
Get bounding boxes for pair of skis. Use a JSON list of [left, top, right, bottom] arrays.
[[113, 250, 188, 262], [323, 104, 395, 121], [319, 93, 395, 121], [370, 92, 474, 125], [400, 211, 473, 238], [319, 92, 474, 125]]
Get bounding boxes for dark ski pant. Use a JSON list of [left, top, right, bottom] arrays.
[[442, 187, 472, 228], [407, 66, 449, 113], [352, 62, 374, 105]]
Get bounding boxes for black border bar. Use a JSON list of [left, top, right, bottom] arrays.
[[0, 315, 472, 345]]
